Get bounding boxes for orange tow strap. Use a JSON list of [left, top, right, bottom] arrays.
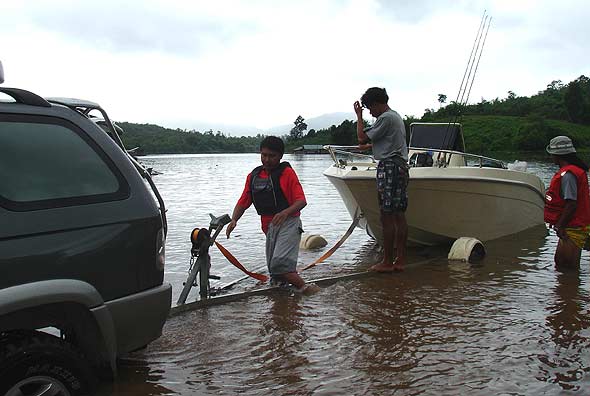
[[302, 208, 361, 271], [215, 241, 269, 283]]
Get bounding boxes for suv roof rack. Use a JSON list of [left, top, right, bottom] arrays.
[[46, 96, 127, 152], [46, 97, 101, 110], [0, 87, 51, 107]]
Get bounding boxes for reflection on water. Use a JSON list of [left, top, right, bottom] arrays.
[[97, 154, 590, 395], [540, 271, 590, 391]]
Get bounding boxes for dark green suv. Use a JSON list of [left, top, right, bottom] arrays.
[[0, 62, 171, 396]]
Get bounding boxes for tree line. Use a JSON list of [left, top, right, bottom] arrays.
[[288, 75, 590, 153], [119, 122, 263, 154], [420, 75, 590, 152], [120, 75, 590, 155], [426, 76, 590, 125]]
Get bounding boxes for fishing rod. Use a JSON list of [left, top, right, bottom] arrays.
[[465, 16, 492, 106], [454, 10, 488, 113], [440, 10, 492, 159], [441, 11, 489, 153], [456, 13, 489, 111], [439, 10, 488, 152]]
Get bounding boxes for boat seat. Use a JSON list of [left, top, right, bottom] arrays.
[[474, 159, 505, 169], [409, 152, 433, 168]]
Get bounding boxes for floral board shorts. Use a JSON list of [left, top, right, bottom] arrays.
[[376, 157, 409, 213]]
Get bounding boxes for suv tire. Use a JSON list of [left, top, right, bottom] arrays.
[[0, 331, 95, 396]]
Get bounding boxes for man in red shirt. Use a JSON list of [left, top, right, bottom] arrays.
[[544, 135, 590, 269], [226, 136, 318, 292]]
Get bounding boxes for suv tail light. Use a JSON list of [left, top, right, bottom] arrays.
[[156, 228, 166, 270]]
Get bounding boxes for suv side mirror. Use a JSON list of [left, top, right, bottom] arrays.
[[0, 61, 4, 84]]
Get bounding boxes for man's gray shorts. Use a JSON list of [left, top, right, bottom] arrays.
[[266, 216, 303, 276]]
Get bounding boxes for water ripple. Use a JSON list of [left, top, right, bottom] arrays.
[[97, 155, 590, 396]]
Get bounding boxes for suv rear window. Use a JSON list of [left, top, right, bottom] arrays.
[[0, 115, 129, 211]]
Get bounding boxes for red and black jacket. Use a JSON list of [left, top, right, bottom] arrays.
[[250, 162, 291, 216], [544, 164, 590, 227]]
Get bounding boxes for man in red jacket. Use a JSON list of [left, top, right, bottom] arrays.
[[226, 136, 318, 293], [544, 135, 590, 269]]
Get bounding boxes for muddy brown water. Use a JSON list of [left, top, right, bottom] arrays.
[[97, 154, 590, 395]]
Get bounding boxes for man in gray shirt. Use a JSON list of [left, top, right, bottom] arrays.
[[355, 87, 409, 272]]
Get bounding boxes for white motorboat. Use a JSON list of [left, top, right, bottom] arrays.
[[323, 123, 546, 246]]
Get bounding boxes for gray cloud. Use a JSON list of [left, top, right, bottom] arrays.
[[18, 2, 258, 56], [520, 6, 590, 67], [374, 0, 484, 23]]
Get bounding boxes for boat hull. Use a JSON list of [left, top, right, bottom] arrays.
[[324, 165, 546, 246]]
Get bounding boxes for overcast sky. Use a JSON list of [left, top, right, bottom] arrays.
[[1, 0, 588, 134]]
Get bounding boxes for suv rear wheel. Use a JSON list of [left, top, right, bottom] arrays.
[[0, 331, 95, 396]]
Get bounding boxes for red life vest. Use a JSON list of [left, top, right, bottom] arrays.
[[544, 164, 590, 226]]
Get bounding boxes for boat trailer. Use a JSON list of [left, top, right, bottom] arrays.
[[173, 211, 485, 316], [176, 213, 232, 305]]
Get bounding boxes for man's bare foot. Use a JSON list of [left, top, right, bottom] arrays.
[[296, 283, 321, 295], [369, 263, 396, 273], [392, 259, 406, 272]]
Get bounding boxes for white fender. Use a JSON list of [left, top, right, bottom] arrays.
[[300, 233, 328, 250], [448, 237, 486, 262]]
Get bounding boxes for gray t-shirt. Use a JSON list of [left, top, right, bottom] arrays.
[[561, 171, 577, 200], [365, 109, 408, 161]]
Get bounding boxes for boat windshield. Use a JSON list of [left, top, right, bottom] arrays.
[[409, 123, 465, 152], [323, 145, 376, 168]]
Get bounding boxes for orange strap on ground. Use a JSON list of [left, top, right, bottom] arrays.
[[215, 241, 269, 283], [302, 209, 361, 271]]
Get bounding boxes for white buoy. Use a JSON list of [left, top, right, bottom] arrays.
[[300, 234, 328, 250], [448, 237, 486, 263]]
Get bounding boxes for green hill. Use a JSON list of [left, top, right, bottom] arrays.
[[288, 75, 590, 154], [119, 114, 590, 156], [119, 122, 263, 154], [433, 115, 590, 154], [118, 75, 590, 155], [286, 114, 590, 155]]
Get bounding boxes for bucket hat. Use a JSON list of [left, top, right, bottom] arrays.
[[546, 135, 576, 155]]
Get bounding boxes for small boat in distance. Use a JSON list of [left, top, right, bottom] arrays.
[[323, 122, 546, 247]]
